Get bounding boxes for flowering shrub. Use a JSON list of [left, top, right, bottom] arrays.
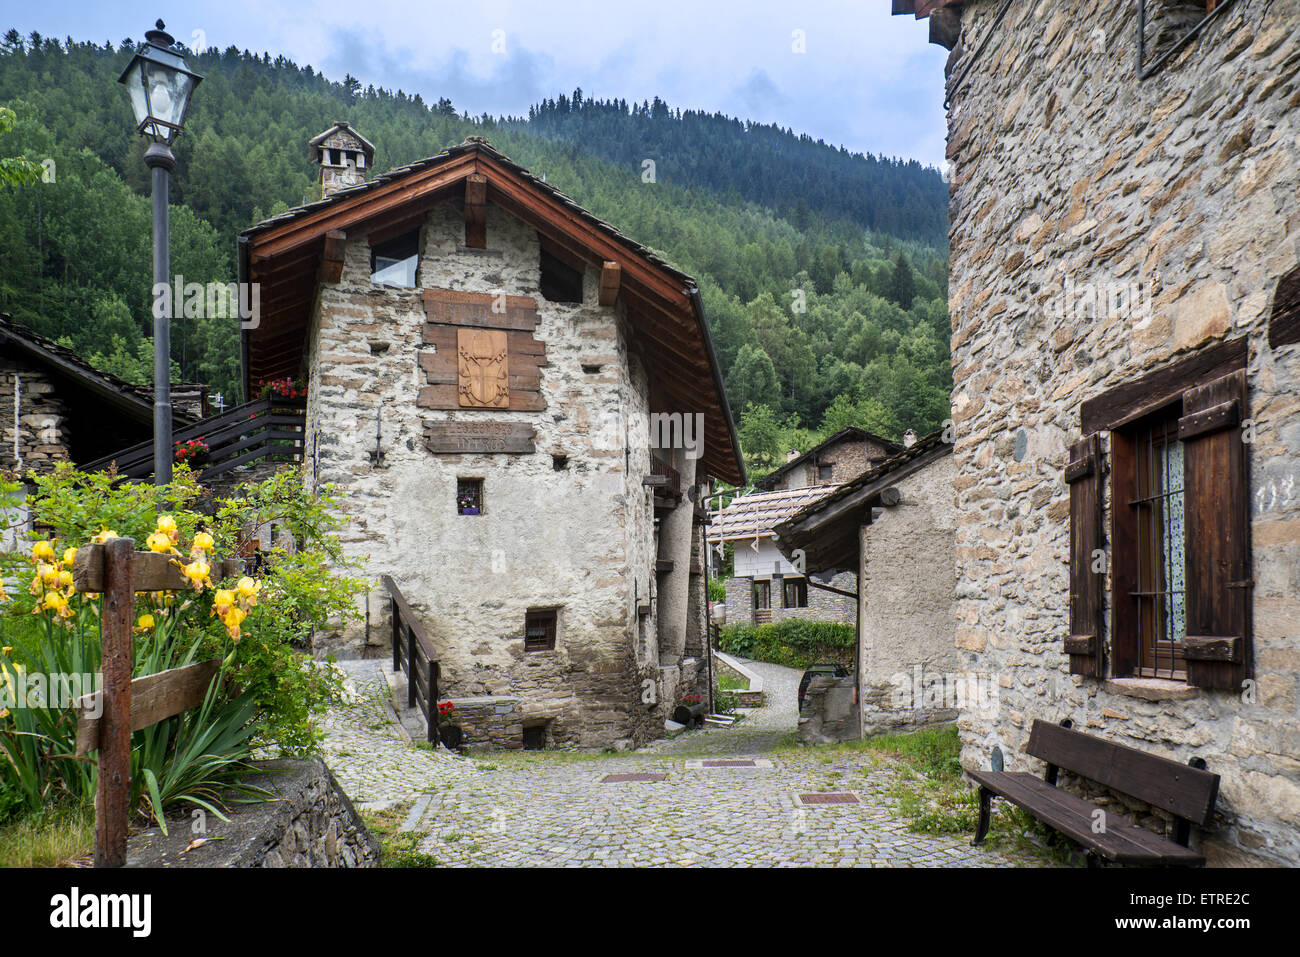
[[0, 463, 365, 827], [173, 437, 209, 463], [257, 377, 306, 400], [437, 701, 456, 725]]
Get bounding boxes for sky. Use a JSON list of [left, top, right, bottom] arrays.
[[9, 1, 950, 167]]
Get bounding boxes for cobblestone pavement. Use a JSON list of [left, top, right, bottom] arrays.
[[320, 659, 1046, 867]]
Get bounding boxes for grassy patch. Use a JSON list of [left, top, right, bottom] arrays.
[[361, 801, 440, 868], [717, 672, 748, 692], [860, 724, 1078, 865], [0, 804, 94, 868]]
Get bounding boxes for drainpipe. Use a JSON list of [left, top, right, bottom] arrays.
[[12, 374, 21, 473]]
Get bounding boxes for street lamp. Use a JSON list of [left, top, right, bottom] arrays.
[[119, 20, 202, 486]]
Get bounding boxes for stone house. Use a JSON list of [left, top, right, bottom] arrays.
[[898, 0, 1300, 864], [237, 135, 744, 750], [0, 315, 207, 476], [711, 427, 898, 626], [774, 431, 962, 742]]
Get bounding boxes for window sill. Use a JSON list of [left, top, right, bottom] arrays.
[[1102, 678, 1198, 702]]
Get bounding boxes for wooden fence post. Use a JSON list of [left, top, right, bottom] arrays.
[[95, 536, 134, 868]]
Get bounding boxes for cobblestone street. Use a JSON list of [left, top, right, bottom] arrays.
[[321, 659, 1045, 867]]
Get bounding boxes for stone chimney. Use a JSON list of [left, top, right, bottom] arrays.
[[309, 122, 375, 199], [903, 429, 918, 448]]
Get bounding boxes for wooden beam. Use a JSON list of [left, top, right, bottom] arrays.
[[318, 229, 347, 284], [599, 261, 621, 307], [248, 153, 477, 260], [74, 544, 242, 594], [94, 537, 132, 868], [74, 659, 222, 756], [465, 173, 487, 249]]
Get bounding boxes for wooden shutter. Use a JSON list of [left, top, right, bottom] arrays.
[[1179, 369, 1250, 690], [1064, 434, 1105, 676]]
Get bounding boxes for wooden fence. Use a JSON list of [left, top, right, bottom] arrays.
[[382, 575, 441, 744], [70, 539, 243, 867]]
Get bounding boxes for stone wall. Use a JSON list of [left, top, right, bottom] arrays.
[[860, 452, 961, 735], [946, 0, 1300, 865], [0, 357, 69, 474], [304, 200, 705, 748], [127, 758, 380, 867], [722, 569, 856, 627]]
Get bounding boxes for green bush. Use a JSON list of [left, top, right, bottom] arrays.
[[716, 619, 855, 670], [0, 463, 364, 827]]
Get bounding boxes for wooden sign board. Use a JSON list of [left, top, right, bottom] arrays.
[[73, 544, 242, 593], [423, 421, 535, 454]]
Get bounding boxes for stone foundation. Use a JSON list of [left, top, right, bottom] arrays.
[[126, 758, 380, 868]]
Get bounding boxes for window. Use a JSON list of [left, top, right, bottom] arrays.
[[753, 580, 771, 611], [783, 577, 808, 609], [457, 478, 483, 515], [1126, 407, 1187, 679], [817, 464, 834, 484], [370, 230, 419, 288], [540, 247, 583, 303], [1070, 344, 1251, 690], [524, 609, 557, 652]]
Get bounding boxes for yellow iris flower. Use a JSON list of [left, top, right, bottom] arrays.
[[31, 540, 56, 562]]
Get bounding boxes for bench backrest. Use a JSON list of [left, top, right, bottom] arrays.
[[1026, 719, 1220, 826]]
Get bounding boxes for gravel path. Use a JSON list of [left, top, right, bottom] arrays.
[[319, 657, 1045, 868]]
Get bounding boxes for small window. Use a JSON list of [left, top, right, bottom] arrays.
[[540, 248, 583, 303], [524, 609, 557, 652], [457, 478, 483, 515], [817, 464, 834, 483], [371, 230, 420, 288], [783, 578, 808, 609], [522, 722, 547, 750], [329, 148, 340, 166], [552, 454, 568, 471]]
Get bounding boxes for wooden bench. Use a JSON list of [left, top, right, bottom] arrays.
[[969, 719, 1219, 866]]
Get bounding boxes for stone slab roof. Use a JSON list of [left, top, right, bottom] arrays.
[[707, 485, 839, 543]]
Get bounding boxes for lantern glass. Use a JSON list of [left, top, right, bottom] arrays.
[[119, 38, 201, 144]]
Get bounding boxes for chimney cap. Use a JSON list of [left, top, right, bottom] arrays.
[[309, 121, 376, 163], [903, 429, 918, 448]]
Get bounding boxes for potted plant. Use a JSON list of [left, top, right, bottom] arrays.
[[457, 495, 480, 516], [437, 700, 464, 750], [173, 436, 210, 465]]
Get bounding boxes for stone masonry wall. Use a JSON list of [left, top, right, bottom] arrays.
[[304, 200, 682, 749], [0, 357, 69, 474], [860, 452, 963, 735], [946, 0, 1300, 864], [722, 569, 856, 627]]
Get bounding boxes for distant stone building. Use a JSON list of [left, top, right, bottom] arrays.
[[775, 432, 959, 741], [899, 0, 1300, 865], [711, 427, 898, 626], [0, 316, 201, 475], [238, 135, 745, 750]]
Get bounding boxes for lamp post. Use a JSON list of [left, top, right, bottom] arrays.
[[119, 20, 202, 486]]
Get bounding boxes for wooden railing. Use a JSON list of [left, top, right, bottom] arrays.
[[83, 395, 307, 482], [382, 575, 441, 744]]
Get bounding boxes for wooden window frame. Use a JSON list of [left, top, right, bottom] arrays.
[[783, 577, 808, 609], [1074, 338, 1252, 689], [1111, 404, 1188, 680], [524, 608, 557, 652], [370, 229, 420, 288]]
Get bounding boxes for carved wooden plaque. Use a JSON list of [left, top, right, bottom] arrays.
[[457, 329, 509, 408], [423, 421, 535, 454]]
